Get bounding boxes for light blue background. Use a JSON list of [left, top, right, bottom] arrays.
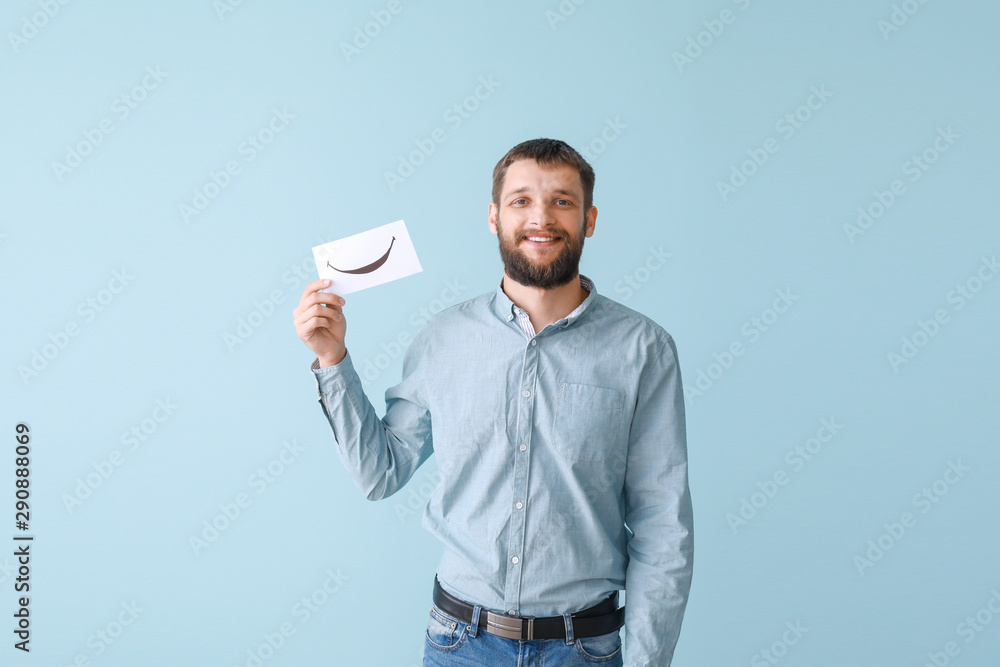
[[2, 1, 998, 665]]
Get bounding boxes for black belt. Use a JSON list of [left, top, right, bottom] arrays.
[[432, 576, 625, 641]]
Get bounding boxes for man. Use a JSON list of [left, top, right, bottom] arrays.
[[293, 138, 693, 666]]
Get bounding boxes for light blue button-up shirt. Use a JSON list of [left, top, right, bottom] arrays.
[[310, 273, 693, 666]]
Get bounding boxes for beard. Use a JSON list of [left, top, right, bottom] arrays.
[[495, 214, 586, 290]]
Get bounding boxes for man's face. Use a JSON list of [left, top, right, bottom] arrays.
[[488, 159, 596, 290]]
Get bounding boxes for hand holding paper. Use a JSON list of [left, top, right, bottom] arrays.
[[312, 219, 423, 295], [293, 278, 348, 368]]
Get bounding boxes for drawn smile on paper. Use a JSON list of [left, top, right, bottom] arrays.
[[327, 236, 396, 274]]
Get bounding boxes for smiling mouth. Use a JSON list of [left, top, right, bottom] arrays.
[[522, 236, 562, 247]]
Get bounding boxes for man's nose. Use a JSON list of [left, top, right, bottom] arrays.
[[525, 201, 556, 225]]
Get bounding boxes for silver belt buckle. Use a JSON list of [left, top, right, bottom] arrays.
[[485, 612, 535, 640]]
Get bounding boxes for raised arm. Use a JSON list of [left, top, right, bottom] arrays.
[[295, 279, 434, 500]]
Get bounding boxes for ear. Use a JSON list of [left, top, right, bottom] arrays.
[[584, 205, 597, 238], [488, 202, 499, 235]]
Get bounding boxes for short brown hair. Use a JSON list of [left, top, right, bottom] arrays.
[[492, 138, 595, 212]]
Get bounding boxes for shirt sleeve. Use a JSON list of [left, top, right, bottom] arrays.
[[310, 330, 434, 501], [622, 333, 694, 667]]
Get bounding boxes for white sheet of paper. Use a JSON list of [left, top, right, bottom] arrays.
[[312, 219, 423, 296]]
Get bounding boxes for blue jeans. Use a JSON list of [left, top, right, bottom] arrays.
[[422, 602, 623, 666]]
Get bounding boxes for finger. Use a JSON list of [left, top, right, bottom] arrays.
[[301, 279, 324, 302], [294, 290, 342, 318], [295, 304, 341, 325], [313, 303, 342, 318], [302, 314, 337, 331], [312, 291, 345, 308], [301, 279, 338, 302]]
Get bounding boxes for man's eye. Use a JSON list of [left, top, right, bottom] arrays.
[[557, 199, 570, 205], [513, 198, 526, 205]]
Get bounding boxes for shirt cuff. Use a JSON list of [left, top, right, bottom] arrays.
[[310, 350, 355, 396]]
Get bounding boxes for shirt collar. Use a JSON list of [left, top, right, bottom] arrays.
[[493, 273, 597, 329]]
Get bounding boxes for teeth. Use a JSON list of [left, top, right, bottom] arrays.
[[526, 237, 558, 242]]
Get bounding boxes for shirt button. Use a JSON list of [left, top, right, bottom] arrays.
[[511, 556, 519, 564], [523, 390, 530, 398], [519, 444, 526, 452], [516, 501, 523, 509], [508, 611, 517, 616], [530, 339, 536, 346]]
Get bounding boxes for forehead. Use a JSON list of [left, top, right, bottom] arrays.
[[502, 159, 582, 197]]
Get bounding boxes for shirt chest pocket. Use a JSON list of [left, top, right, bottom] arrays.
[[550, 382, 626, 462]]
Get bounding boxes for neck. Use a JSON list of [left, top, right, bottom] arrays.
[[502, 272, 589, 333]]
